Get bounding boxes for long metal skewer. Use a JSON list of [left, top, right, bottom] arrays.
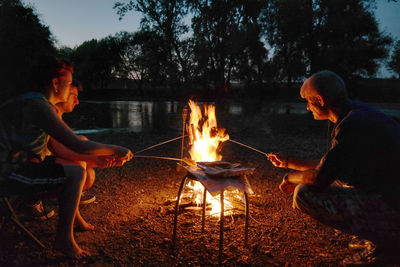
[[134, 136, 184, 155], [228, 139, 268, 156]]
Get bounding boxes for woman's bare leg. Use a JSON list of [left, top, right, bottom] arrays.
[[55, 164, 90, 258], [74, 208, 95, 231]]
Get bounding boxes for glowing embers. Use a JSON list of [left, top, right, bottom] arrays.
[[184, 178, 244, 217]]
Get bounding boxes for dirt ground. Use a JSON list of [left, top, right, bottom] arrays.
[[0, 114, 359, 266]]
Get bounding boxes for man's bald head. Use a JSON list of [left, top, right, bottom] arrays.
[[300, 70, 348, 108]]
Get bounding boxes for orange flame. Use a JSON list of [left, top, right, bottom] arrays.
[[187, 100, 229, 162], [186, 100, 242, 217]]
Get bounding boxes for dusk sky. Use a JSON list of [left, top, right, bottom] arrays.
[[24, 0, 400, 77]]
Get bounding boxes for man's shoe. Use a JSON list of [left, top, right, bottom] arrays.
[[23, 200, 55, 221], [80, 192, 96, 205], [342, 241, 376, 266], [348, 236, 374, 250], [342, 241, 400, 266]]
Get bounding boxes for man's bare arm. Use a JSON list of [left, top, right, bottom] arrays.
[[286, 169, 333, 188], [267, 153, 319, 171], [287, 159, 320, 171], [286, 169, 318, 184]]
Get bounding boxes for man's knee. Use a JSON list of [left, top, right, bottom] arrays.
[[79, 135, 88, 141], [292, 184, 317, 212], [83, 168, 95, 191], [76, 161, 87, 170]]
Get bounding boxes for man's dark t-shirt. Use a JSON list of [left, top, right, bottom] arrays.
[[317, 101, 400, 210]]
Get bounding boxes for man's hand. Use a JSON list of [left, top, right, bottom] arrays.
[[267, 153, 288, 168], [279, 174, 297, 195]]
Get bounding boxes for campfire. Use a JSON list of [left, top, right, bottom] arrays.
[[134, 99, 257, 264], [181, 100, 252, 217], [171, 100, 255, 264]]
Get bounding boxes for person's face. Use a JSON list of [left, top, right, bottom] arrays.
[[300, 79, 329, 121], [53, 71, 73, 103], [61, 86, 79, 113]]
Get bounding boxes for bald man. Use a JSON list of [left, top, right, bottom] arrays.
[[267, 70, 400, 265]]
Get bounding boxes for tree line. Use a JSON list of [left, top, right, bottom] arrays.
[[1, 0, 399, 101]]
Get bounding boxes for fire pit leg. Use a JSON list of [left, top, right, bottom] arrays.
[[202, 187, 207, 232], [172, 175, 188, 248], [219, 189, 224, 266], [244, 191, 249, 247]]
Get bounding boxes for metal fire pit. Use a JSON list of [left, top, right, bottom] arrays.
[[172, 162, 254, 265]]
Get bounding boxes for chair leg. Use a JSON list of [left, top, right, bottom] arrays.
[[2, 197, 46, 248], [0, 214, 5, 231]]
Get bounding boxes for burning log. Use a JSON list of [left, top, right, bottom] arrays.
[[187, 124, 192, 144], [190, 123, 197, 143]]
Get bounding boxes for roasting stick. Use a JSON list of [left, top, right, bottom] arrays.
[[134, 155, 195, 165], [134, 155, 182, 161], [228, 139, 269, 156], [133, 135, 184, 155]]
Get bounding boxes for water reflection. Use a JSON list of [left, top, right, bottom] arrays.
[[68, 101, 183, 134], [65, 100, 399, 134]]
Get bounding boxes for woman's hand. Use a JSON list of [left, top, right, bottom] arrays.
[[111, 146, 133, 167], [89, 156, 114, 169], [267, 153, 288, 168]]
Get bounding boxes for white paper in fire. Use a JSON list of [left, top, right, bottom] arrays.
[[182, 162, 254, 195]]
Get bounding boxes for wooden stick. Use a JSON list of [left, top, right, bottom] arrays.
[[134, 155, 195, 165], [134, 155, 182, 161], [180, 106, 188, 164], [134, 136, 184, 155], [228, 139, 268, 156]]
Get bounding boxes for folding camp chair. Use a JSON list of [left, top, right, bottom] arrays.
[[0, 123, 46, 248], [0, 189, 46, 248]]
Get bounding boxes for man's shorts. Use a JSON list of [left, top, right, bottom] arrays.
[[3, 156, 67, 195]]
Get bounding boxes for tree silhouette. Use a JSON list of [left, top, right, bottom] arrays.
[[114, 0, 190, 90], [115, 31, 168, 90], [388, 40, 400, 78], [188, 0, 268, 94], [62, 35, 128, 89], [262, 0, 392, 84], [0, 0, 56, 101]]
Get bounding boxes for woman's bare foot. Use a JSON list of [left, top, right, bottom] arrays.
[[74, 220, 95, 231], [54, 237, 91, 259], [74, 208, 95, 231]]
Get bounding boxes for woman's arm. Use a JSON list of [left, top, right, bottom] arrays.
[[48, 137, 111, 168], [33, 99, 132, 160]]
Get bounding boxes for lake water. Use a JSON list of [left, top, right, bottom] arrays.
[[64, 100, 400, 134]]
